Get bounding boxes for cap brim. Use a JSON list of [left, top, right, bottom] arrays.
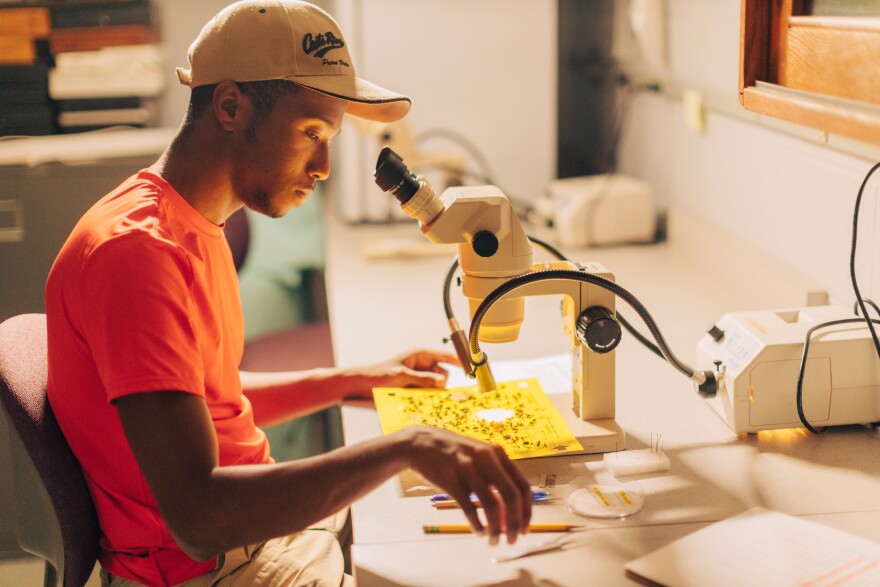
[[287, 74, 411, 123]]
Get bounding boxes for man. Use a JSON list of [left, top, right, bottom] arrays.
[[45, 2, 532, 586]]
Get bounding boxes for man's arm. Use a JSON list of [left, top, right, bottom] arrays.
[[115, 389, 531, 562], [241, 350, 460, 427]]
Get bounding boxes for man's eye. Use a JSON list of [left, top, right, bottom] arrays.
[[306, 131, 319, 141]]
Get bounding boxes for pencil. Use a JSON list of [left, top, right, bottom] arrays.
[[432, 499, 479, 509], [422, 523, 582, 534]]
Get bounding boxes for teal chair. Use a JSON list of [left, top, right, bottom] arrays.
[[224, 208, 342, 461]]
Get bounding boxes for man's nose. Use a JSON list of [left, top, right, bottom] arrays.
[[309, 143, 331, 180]]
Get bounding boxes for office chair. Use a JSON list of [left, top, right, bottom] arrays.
[[0, 313, 99, 587]]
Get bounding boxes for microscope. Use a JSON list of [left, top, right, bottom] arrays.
[[374, 147, 641, 453]]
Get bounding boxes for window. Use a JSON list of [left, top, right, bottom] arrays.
[[739, 0, 880, 145]]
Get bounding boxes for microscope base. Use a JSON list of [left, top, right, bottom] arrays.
[[548, 393, 626, 454]]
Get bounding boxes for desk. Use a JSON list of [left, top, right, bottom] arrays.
[[324, 211, 880, 586]]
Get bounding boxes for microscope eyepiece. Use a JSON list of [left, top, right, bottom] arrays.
[[375, 146, 421, 204]]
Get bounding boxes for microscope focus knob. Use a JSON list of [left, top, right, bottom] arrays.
[[471, 231, 499, 257], [576, 306, 621, 354]]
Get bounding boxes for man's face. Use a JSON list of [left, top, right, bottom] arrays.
[[231, 87, 345, 218]]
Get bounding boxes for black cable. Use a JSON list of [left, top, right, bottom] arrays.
[[443, 236, 567, 320], [850, 162, 880, 360], [443, 235, 665, 361], [796, 162, 880, 433], [527, 235, 569, 264], [468, 268, 701, 381], [442, 256, 458, 320], [796, 318, 880, 433], [853, 299, 880, 320], [618, 312, 664, 360]]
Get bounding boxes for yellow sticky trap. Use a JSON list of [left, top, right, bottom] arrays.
[[372, 379, 583, 460]]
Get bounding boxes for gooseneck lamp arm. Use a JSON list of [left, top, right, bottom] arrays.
[[466, 268, 705, 384]]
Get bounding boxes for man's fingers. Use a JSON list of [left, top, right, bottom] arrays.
[[446, 486, 485, 536], [458, 461, 503, 545], [497, 448, 533, 533], [477, 446, 527, 544], [402, 351, 461, 369]]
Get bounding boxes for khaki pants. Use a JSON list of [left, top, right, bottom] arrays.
[[101, 511, 352, 587]]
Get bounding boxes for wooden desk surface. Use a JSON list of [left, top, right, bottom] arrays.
[[324, 211, 880, 586]]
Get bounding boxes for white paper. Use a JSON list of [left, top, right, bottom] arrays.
[[625, 508, 880, 587], [445, 352, 571, 394]]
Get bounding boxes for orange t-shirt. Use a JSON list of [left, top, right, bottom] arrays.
[[46, 170, 271, 586]]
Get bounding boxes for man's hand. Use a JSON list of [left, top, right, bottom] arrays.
[[402, 427, 532, 545], [344, 349, 461, 399]]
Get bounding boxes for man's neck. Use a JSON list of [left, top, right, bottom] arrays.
[[150, 126, 241, 226]]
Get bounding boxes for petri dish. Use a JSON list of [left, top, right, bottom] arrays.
[[564, 476, 645, 519]]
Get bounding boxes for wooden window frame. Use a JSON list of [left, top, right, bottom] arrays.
[[739, 0, 880, 145]]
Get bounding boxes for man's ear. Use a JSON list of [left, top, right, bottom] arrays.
[[212, 81, 249, 132]]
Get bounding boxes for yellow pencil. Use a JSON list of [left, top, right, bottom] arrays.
[[432, 499, 478, 509], [422, 523, 582, 534]]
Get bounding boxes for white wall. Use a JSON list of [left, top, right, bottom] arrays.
[[615, 0, 880, 307], [152, 0, 557, 223], [332, 0, 557, 222]]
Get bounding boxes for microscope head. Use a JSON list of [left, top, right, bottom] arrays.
[[374, 147, 534, 343]]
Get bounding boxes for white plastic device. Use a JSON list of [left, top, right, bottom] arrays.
[[534, 174, 657, 247], [696, 305, 880, 433]]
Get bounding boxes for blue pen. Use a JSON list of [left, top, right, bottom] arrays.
[[430, 490, 550, 503]]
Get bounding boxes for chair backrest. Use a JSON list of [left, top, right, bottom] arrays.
[[0, 314, 99, 587]]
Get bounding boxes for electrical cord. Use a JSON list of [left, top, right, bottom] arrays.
[[851, 162, 880, 360], [467, 267, 704, 383], [796, 318, 880, 434], [796, 162, 880, 432], [443, 236, 665, 362], [854, 299, 880, 319], [443, 236, 566, 320]]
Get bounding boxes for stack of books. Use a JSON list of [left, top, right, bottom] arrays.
[[0, 0, 164, 137], [0, 6, 55, 135], [48, 0, 163, 133]]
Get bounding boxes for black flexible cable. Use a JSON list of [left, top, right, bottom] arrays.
[[618, 312, 665, 360], [442, 255, 458, 319], [468, 268, 701, 381], [850, 162, 880, 360], [796, 318, 880, 433], [444, 236, 665, 361], [853, 299, 880, 320], [796, 162, 880, 434], [443, 237, 569, 320], [529, 237, 664, 359]]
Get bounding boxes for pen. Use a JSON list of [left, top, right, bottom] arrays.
[[423, 523, 583, 534], [429, 490, 550, 503]]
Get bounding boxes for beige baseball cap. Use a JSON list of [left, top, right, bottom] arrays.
[[176, 0, 411, 122]]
